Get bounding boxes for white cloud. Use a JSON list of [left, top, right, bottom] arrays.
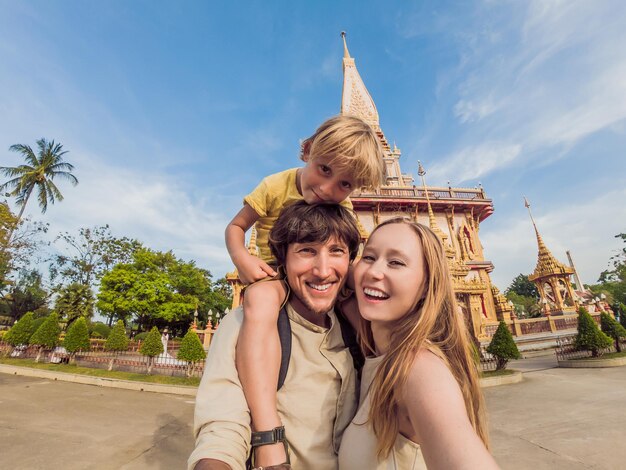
[[429, 142, 521, 183], [13, 152, 235, 278], [483, 188, 626, 289], [432, 0, 626, 182]]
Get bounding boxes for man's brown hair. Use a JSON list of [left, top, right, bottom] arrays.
[[268, 201, 361, 267]]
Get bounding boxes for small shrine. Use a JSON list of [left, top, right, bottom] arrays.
[[524, 198, 577, 315]]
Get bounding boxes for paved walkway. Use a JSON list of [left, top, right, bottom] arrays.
[[1, 359, 625, 469]]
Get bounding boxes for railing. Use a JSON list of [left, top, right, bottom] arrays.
[[0, 340, 205, 378], [553, 314, 579, 331], [554, 334, 623, 361], [352, 186, 489, 201], [479, 346, 498, 372]]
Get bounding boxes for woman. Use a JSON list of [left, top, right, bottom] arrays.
[[338, 218, 499, 469]]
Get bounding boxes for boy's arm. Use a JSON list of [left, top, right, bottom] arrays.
[[225, 204, 277, 284]]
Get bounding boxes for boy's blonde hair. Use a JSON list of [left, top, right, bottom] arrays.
[[301, 115, 386, 189]]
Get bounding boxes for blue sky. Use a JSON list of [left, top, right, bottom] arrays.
[[1, 0, 625, 290]]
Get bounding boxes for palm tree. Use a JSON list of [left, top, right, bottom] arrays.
[[1, 138, 78, 241]]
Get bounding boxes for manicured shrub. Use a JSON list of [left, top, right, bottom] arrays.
[[104, 320, 129, 371], [106, 320, 129, 351], [4, 312, 35, 346], [64, 317, 91, 360], [600, 312, 626, 353], [29, 313, 61, 362], [177, 329, 206, 377], [486, 321, 521, 370], [139, 326, 164, 374], [575, 307, 612, 357]]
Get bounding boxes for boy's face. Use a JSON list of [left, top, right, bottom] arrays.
[[299, 155, 356, 204]]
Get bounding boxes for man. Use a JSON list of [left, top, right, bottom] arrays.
[[189, 201, 361, 470]]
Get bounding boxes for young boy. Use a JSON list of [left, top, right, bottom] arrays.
[[225, 115, 385, 468]]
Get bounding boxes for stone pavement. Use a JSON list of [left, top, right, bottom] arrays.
[[1, 359, 625, 469]]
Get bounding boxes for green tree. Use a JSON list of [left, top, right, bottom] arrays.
[[590, 233, 626, 307], [575, 307, 612, 357], [0, 270, 50, 324], [0, 203, 48, 296], [600, 312, 626, 352], [90, 321, 111, 339], [55, 283, 94, 326], [63, 317, 90, 362], [3, 311, 35, 347], [486, 321, 521, 370], [49, 225, 142, 289], [0, 138, 78, 241], [177, 328, 206, 377], [505, 274, 540, 299], [97, 248, 227, 333], [505, 291, 541, 319], [29, 312, 61, 362], [104, 320, 129, 370], [139, 326, 164, 374]]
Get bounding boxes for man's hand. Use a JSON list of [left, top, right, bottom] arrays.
[[194, 458, 232, 470], [236, 253, 277, 285]]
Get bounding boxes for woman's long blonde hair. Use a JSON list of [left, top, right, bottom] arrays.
[[359, 218, 489, 458]]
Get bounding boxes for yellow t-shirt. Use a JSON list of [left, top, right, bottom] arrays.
[[243, 168, 353, 263]]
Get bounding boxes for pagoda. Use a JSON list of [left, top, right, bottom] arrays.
[[340, 33, 511, 339], [524, 198, 577, 315]]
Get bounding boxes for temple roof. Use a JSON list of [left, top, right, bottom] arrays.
[[525, 198, 573, 281]]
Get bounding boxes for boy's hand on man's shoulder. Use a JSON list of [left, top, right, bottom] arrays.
[[236, 254, 278, 285]]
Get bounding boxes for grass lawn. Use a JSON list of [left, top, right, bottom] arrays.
[[481, 369, 516, 378], [0, 357, 200, 387]]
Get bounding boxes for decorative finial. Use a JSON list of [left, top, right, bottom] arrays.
[[341, 31, 350, 58], [418, 160, 426, 177]]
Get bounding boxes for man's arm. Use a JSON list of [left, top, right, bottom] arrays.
[[188, 308, 252, 470]]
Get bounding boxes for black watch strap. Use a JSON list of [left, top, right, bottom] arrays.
[[251, 426, 286, 447]]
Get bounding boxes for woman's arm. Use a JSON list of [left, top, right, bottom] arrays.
[[401, 349, 499, 470]]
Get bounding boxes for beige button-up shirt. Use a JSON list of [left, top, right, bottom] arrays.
[[188, 303, 358, 470]]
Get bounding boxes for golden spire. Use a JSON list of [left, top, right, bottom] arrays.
[[341, 31, 350, 58], [247, 226, 259, 257], [418, 161, 438, 230], [524, 197, 573, 279], [340, 31, 380, 130]]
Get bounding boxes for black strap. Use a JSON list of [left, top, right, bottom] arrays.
[[276, 306, 363, 390], [277, 306, 291, 390], [335, 308, 365, 378]]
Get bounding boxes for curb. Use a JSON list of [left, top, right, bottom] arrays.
[[0, 364, 198, 397], [480, 370, 523, 388], [558, 356, 626, 368]]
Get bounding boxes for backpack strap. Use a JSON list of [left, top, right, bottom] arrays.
[[277, 305, 292, 390], [335, 309, 365, 378], [276, 304, 364, 390]]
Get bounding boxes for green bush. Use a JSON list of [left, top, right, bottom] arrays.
[[29, 313, 61, 361], [30, 313, 61, 349], [575, 307, 612, 357], [106, 320, 129, 352], [486, 321, 521, 370], [139, 327, 164, 374], [134, 332, 149, 341], [600, 312, 626, 352], [4, 312, 35, 346], [177, 329, 206, 362], [90, 322, 111, 339], [64, 317, 91, 354]]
